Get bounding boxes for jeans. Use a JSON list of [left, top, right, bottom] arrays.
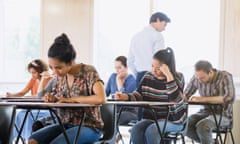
[[186, 113, 231, 144], [29, 123, 102, 144], [131, 119, 183, 144], [118, 110, 138, 125], [14, 109, 51, 139]]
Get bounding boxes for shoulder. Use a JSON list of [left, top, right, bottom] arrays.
[[217, 70, 233, 81], [127, 74, 135, 80], [175, 72, 184, 79], [109, 73, 117, 79], [69, 63, 98, 75]]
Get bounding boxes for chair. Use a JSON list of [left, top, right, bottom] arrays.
[[164, 104, 188, 144], [91, 103, 116, 144], [164, 119, 188, 144], [212, 121, 235, 144], [0, 105, 16, 144]]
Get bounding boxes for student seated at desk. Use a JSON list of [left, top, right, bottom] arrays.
[[115, 48, 186, 144], [28, 33, 106, 144], [105, 55, 137, 125], [6, 59, 51, 140], [184, 60, 235, 144]]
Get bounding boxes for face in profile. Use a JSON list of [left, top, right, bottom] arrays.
[[29, 68, 40, 80], [151, 59, 165, 78], [195, 70, 212, 83], [48, 57, 72, 77], [155, 19, 167, 32]]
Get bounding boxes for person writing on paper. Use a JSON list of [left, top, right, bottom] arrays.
[[28, 33, 106, 144], [7, 59, 52, 140], [115, 48, 186, 144], [184, 60, 235, 144], [6, 59, 51, 97], [105, 56, 137, 125]]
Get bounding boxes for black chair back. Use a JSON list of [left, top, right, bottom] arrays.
[[99, 103, 116, 142], [0, 105, 16, 144]]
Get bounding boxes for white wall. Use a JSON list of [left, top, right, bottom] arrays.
[[41, 0, 93, 64]]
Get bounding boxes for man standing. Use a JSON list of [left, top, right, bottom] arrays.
[[185, 60, 235, 144], [128, 12, 171, 86]]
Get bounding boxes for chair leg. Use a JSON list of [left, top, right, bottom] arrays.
[[223, 132, 227, 144], [181, 134, 185, 144], [230, 130, 235, 144]]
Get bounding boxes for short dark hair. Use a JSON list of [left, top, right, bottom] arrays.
[[27, 59, 48, 74], [149, 12, 171, 23], [195, 60, 213, 73], [48, 33, 76, 64], [115, 56, 127, 67]]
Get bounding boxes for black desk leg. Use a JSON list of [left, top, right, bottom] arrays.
[[209, 105, 223, 144], [74, 111, 86, 144], [16, 109, 31, 144], [148, 106, 170, 144], [50, 109, 71, 144]]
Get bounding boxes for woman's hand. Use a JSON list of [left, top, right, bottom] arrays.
[[57, 97, 75, 103], [114, 92, 129, 101], [160, 64, 174, 81], [6, 92, 13, 97], [42, 93, 58, 102]]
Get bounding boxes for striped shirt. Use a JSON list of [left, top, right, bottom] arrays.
[[128, 72, 186, 124], [184, 70, 235, 120]]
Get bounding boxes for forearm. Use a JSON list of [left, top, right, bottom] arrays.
[[66, 95, 106, 104], [189, 96, 224, 103]]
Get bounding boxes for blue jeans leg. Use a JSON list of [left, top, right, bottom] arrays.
[[14, 109, 51, 139], [130, 119, 153, 144], [29, 124, 63, 144], [145, 120, 183, 144], [50, 126, 102, 144]]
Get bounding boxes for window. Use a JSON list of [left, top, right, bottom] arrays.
[[93, 0, 150, 81], [0, 0, 40, 93], [153, 0, 220, 82], [93, 0, 220, 84]]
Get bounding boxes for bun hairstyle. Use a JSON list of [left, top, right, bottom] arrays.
[[27, 59, 48, 74], [48, 33, 76, 64], [153, 47, 176, 75]]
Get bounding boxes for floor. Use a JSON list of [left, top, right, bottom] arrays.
[[117, 126, 197, 144]]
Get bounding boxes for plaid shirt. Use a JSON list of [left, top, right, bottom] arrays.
[[184, 70, 235, 120]]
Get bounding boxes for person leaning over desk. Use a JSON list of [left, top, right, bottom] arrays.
[[115, 48, 186, 144], [28, 33, 106, 144], [105, 55, 137, 125], [184, 60, 235, 144], [6, 59, 52, 140]]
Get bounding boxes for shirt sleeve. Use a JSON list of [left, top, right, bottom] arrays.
[[128, 39, 137, 76], [223, 73, 235, 104], [123, 75, 137, 93], [36, 78, 55, 98], [184, 75, 198, 99], [153, 33, 165, 53]]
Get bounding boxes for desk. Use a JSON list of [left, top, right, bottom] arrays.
[[188, 101, 225, 144], [107, 101, 178, 144], [0, 101, 97, 144]]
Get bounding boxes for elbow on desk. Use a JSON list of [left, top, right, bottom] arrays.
[[95, 97, 107, 105]]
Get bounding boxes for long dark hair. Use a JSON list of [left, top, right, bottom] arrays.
[[153, 47, 176, 75]]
